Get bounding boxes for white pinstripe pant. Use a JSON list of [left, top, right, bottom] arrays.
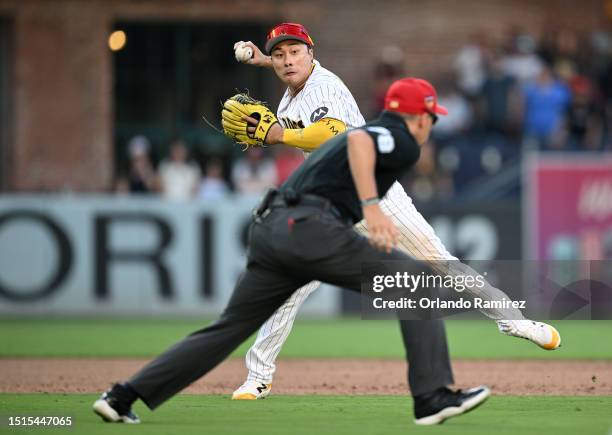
[[245, 182, 523, 384]]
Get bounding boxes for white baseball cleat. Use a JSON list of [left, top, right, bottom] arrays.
[[231, 381, 272, 400], [497, 319, 561, 350]]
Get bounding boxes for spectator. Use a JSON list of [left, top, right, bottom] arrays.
[[521, 64, 571, 150], [158, 139, 201, 200], [274, 147, 304, 185], [567, 75, 604, 150], [454, 32, 489, 98], [539, 27, 579, 81], [231, 148, 278, 196], [501, 33, 543, 84], [198, 158, 230, 201], [481, 54, 518, 134], [433, 81, 473, 140], [371, 45, 405, 116], [127, 135, 157, 194]]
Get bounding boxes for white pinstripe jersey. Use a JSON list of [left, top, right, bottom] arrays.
[[275, 59, 409, 209], [276, 60, 366, 131]]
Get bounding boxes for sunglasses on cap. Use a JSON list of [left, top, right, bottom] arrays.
[[267, 23, 314, 45]]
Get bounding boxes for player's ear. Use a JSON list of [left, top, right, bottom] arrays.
[[307, 45, 314, 60]]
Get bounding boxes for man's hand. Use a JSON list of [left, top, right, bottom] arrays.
[[233, 41, 272, 68], [243, 115, 284, 144], [362, 204, 399, 253], [221, 94, 279, 146]]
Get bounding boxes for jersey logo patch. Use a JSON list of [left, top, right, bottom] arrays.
[[310, 106, 329, 123], [366, 126, 395, 153]]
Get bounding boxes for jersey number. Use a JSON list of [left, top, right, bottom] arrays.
[[366, 127, 395, 153]]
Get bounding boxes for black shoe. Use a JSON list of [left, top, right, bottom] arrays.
[[93, 384, 140, 424], [413, 385, 490, 425]]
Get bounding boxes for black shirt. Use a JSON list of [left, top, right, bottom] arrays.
[[280, 111, 421, 223]]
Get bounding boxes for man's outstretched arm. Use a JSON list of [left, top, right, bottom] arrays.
[[347, 129, 399, 253], [245, 116, 347, 151]]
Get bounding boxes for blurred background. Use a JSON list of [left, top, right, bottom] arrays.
[[0, 0, 610, 317]]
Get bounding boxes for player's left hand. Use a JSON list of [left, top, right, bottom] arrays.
[[221, 93, 280, 147]]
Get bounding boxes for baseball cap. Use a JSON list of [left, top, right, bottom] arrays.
[[384, 78, 448, 116], [265, 23, 314, 54]]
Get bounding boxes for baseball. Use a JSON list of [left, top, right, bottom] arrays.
[[235, 45, 253, 62]]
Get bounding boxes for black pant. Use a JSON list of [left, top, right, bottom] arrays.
[[129, 204, 453, 409]]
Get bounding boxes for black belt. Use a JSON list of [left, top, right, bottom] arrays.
[[254, 189, 343, 220], [270, 193, 340, 213]]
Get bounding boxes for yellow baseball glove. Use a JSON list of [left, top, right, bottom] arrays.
[[221, 93, 279, 147]]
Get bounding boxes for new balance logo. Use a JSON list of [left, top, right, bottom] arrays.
[[256, 384, 269, 394]]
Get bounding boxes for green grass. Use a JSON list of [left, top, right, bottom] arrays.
[[0, 394, 611, 435], [0, 317, 611, 359]]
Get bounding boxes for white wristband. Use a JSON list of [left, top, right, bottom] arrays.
[[360, 197, 380, 207]]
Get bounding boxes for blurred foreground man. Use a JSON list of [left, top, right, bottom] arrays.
[[93, 78, 493, 426]]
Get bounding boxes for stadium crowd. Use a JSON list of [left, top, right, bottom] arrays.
[[114, 28, 612, 201], [373, 28, 612, 200], [113, 135, 304, 200]]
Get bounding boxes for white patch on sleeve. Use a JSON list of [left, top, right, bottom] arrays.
[[366, 126, 395, 153]]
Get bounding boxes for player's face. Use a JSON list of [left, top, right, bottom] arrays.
[[412, 113, 435, 145], [270, 41, 314, 91]]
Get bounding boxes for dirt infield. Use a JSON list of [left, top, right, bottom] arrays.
[[1, 358, 611, 396]]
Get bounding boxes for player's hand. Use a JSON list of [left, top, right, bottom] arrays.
[[243, 115, 284, 144], [362, 204, 398, 253], [233, 41, 271, 67], [221, 94, 278, 147]]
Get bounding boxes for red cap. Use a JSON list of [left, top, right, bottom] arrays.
[[265, 23, 314, 54], [384, 78, 448, 116]]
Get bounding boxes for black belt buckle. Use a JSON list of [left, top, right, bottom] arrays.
[[283, 188, 300, 206], [254, 188, 278, 221]]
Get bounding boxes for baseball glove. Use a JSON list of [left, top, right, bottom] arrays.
[[221, 93, 279, 147]]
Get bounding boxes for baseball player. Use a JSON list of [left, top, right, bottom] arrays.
[[229, 22, 462, 402], [94, 77, 493, 425], [229, 23, 562, 401]]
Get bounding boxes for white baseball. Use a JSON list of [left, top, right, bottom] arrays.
[[235, 45, 253, 62]]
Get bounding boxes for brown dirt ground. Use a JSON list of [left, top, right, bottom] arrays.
[[1, 358, 611, 396]]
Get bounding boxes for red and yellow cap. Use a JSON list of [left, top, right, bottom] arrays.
[[384, 78, 448, 116], [265, 22, 314, 54]]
